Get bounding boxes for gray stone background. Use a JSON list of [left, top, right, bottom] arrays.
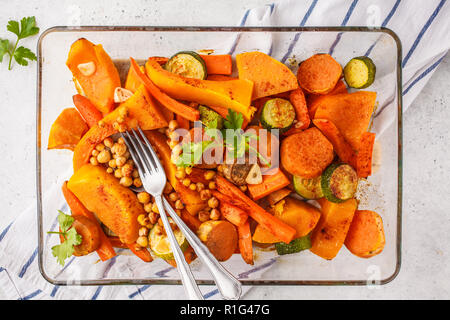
[[0, 0, 449, 299]]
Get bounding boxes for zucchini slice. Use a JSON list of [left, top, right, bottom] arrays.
[[260, 98, 295, 133], [149, 224, 189, 260], [275, 234, 311, 255], [321, 163, 358, 203], [293, 175, 324, 200], [198, 105, 224, 129], [343, 56, 376, 89], [165, 51, 207, 79]]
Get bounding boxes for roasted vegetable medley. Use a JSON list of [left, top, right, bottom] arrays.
[[47, 38, 384, 267]]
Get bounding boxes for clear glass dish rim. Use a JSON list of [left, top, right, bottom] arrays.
[[36, 26, 403, 287]]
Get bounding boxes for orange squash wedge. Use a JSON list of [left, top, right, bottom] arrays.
[[48, 108, 88, 151], [66, 38, 121, 115]]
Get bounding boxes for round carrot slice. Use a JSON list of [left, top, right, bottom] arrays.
[[72, 215, 101, 256], [297, 54, 342, 94], [280, 127, 334, 178]]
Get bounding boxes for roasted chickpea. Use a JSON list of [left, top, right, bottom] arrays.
[[200, 189, 211, 201], [182, 178, 191, 187], [148, 211, 159, 225], [163, 182, 173, 194], [189, 183, 197, 191], [120, 176, 133, 187], [90, 156, 99, 166], [137, 192, 151, 204], [95, 143, 105, 152], [136, 236, 148, 247], [208, 197, 219, 209], [168, 120, 178, 131], [91, 149, 99, 157], [168, 192, 179, 202], [137, 214, 150, 226], [114, 169, 122, 179], [185, 167, 193, 175], [198, 210, 210, 222], [196, 182, 205, 192], [204, 170, 216, 180], [151, 202, 159, 214], [174, 200, 184, 210], [210, 208, 221, 220], [208, 181, 216, 190], [108, 159, 117, 168], [103, 137, 114, 148], [133, 178, 142, 188], [175, 168, 186, 179], [139, 227, 149, 237], [97, 149, 111, 164], [144, 202, 153, 213], [121, 163, 133, 177], [115, 156, 127, 167], [106, 167, 114, 174]]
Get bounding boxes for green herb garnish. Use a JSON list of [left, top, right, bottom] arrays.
[[0, 16, 39, 70], [47, 211, 82, 266]]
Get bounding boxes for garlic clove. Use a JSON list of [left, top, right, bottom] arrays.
[[245, 163, 263, 185], [114, 87, 133, 103], [77, 61, 96, 76]]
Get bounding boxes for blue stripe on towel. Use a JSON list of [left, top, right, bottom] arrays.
[[50, 285, 60, 297], [204, 289, 219, 299], [91, 286, 103, 300], [128, 285, 152, 299], [281, 0, 319, 63], [18, 247, 38, 278], [0, 222, 13, 243], [227, 9, 251, 55], [20, 289, 42, 300], [402, 0, 447, 67], [365, 0, 402, 56], [155, 266, 174, 277], [403, 55, 445, 95], [328, 0, 359, 55], [238, 258, 277, 279]]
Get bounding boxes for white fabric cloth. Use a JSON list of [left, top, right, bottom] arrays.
[[0, 0, 449, 300]]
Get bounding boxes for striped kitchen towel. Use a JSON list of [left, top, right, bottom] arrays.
[[0, 0, 449, 300]]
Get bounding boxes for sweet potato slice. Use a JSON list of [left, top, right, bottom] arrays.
[[67, 164, 143, 244], [297, 54, 342, 95], [280, 127, 334, 178], [236, 51, 298, 100], [310, 198, 357, 260], [197, 220, 238, 261], [344, 210, 385, 258], [48, 108, 88, 151], [314, 91, 376, 151], [313, 119, 357, 168]]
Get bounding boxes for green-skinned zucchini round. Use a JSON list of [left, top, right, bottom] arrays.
[[275, 234, 311, 255], [343, 56, 376, 89], [321, 163, 358, 203], [165, 51, 207, 79], [293, 175, 324, 200], [198, 105, 224, 129], [260, 98, 295, 133]]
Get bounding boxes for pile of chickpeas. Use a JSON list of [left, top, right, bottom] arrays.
[[90, 136, 143, 189]]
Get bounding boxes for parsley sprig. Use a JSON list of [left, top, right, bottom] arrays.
[[0, 16, 39, 70], [47, 211, 82, 266], [175, 109, 270, 167]]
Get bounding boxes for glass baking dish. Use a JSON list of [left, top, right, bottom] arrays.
[[36, 26, 402, 286]]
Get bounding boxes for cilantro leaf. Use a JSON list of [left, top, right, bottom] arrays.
[[224, 109, 244, 130], [13, 46, 36, 66], [0, 39, 10, 63], [48, 211, 82, 266]]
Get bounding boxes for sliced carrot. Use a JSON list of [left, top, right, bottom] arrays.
[[127, 242, 153, 262], [289, 87, 310, 130], [71, 215, 101, 256], [247, 168, 290, 201], [237, 221, 254, 265], [72, 94, 103, 128], [130, 57, 200, 121], [61, 181, 116, 261], [357, 132, 376, 178], [108, 236, 128, 249], [215, 175, 296, 244], [313, 119, 357, 168], [176, 113, 190, 130], [267, 188, 291, 206], [200, 54, 232, 75], [180, 208, 202, 232], [218, 200, 248, 227]]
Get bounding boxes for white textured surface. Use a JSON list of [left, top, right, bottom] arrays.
[[0, 0, 449, 299]]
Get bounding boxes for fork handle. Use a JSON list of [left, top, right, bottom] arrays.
[[163, 197, 242, 300], [154, 196, 204, 300]]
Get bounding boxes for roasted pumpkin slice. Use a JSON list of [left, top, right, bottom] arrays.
[[144, 58, 255, 120], [67, 164, 143, 244], [66, 38, 121, 115], [236, 51, 298, 100], [72, 85, 168, 171], [48, 108, 88, 151], [313, 91, 376, 151]]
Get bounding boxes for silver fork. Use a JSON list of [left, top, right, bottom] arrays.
[[122, 127, 242, 300]]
